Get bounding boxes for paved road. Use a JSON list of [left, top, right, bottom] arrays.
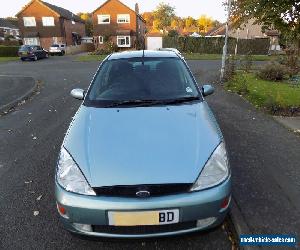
[[0, 75, 35, 111], [0, 57, 233, 250]]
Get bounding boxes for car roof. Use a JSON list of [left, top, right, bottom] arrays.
[[108, 50, 179, 60]]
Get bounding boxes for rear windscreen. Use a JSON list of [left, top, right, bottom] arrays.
[[19, 46, 31, 51]]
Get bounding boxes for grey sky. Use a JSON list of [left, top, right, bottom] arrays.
[[1, 0, 226, 22]]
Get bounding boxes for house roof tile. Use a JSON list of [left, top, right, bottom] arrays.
[[16, 0, 84, 23], [41, 1, 84, 23]]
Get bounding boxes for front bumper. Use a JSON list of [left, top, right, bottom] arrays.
[[55, 177, 231, 238]]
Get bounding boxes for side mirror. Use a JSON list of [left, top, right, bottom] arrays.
[[202, 85, 214, 97], [70, 88, 85, 100]]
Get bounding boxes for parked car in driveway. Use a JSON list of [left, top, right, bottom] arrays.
[[55, 50, 231, 238], [49, 44, 66, 56], [18, 45, 49, 61]]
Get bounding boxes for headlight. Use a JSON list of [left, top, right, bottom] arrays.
[[190, 142, 229, 191], [56, 147, 96, 196]]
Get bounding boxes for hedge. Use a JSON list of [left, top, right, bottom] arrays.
[[0, 45, 20, 57], [163, 37, 270, 55]]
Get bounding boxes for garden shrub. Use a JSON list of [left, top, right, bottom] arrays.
[[90, 41, 118, 55], [264, 95, 279, 113], [235, 74, 249, 95], [285, 48, 300, 77], [223, 55, 236, 82], [257, 63, 287, 81], [162, 36, 269, 55], [0, 45, 19, 57], [227, 73, 249, 95], [240, 53, 253, 72]]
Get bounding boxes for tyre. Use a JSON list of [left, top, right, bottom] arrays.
[[21, 58, 25, 61], [33, 55, 38, 61], [61, 50, 65, 56], [45, 53, 49, 58]]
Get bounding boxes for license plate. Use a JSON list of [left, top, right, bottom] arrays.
[[108, 209, 179, 226]]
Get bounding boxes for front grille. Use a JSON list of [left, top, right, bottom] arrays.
[[93, 221, 197, 235], [93, 184, 192, 197]]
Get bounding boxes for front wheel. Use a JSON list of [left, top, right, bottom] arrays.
[[33, 55, 38, 61], [21, 58, 25, 61], [61, 51, 65, 56], [45, 53, 49, 58]]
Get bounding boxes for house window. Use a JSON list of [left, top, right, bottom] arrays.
[[98, 15, 110, 24], [99, 36, 104, 44], [23, 17, 36, 27], [23, 37, 40, 45], [117, 36, 130, 47], [117, 14, 130, 23], [42, 17, 55, 26]]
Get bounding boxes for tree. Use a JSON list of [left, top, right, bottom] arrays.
[[185, 16, 196, 29], [142, 12, 155, 29], [77, 12, 93, 36], [170, 18, 179, 29], [153, 3, 176, 31], [168, 30, 179, 37], [197, 15, 213, 33], [231, 0, 300, 49], [153, 19, 162, 31]]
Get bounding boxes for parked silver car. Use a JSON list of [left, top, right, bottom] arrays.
[[55, 50, 231, 238], [49, 43, 66, 56]]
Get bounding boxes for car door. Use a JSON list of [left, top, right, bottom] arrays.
[[31, 46, 38, 58], [36, 46, 43, 58]]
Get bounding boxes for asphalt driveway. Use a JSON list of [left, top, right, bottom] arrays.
[[0, 56, 233, 250]]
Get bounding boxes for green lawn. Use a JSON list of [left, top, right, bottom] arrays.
[[75, 54, 108, 62], [183, 53, 222, 60], [0, 57, 19, 63], [226, 73, 300, 112]]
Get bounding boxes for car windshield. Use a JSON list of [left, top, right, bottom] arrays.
[[85, 57, 201, 107], [51, 44, 59, 47], [19, 45, 31, 51]]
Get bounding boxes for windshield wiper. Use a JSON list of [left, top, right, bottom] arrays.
[[103, 100, 158, 108], [162, 96, 201, 105], [103, 96, 200, 108]]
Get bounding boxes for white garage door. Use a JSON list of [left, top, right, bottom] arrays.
[[147, 37, 163, 50]]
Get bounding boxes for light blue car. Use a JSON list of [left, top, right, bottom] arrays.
[[55, 50, 231, 238]]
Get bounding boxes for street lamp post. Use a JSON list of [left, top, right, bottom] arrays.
[[220, 0, 233, 82]]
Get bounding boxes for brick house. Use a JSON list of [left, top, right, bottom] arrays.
[[92, 0, 146, 50], [16, 0, 85, 49]]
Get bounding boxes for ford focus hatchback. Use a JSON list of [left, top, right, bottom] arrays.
[[55, 50, 231, 238]]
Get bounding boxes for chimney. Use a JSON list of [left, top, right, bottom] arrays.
[[135, 3, 139, 14]]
